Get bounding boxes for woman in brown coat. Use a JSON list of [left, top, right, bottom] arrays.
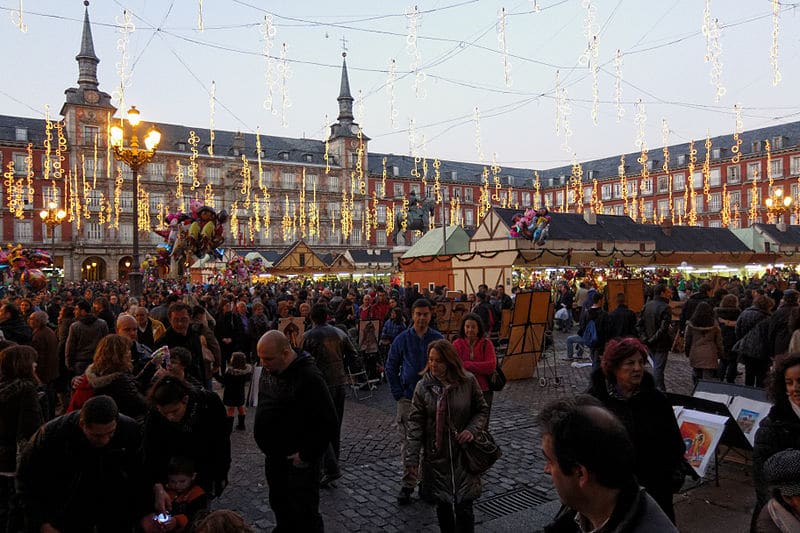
[[684, 301, 723, 384]]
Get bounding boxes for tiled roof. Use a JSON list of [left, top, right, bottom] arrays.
[[367, 153, 536, 186], [0, 115, 48, 146], [753, 223, 800, 245], [348, 249, 393, 264]]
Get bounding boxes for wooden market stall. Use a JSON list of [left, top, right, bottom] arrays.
[[398, 226, 470, 291]]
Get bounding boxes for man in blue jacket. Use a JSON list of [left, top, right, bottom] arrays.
[[385, 298, 443, 504]]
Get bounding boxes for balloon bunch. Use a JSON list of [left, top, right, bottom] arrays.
[[225, 256, 249, 281], [153, 200, 229, 277], [0, 244, 52, 292], [508, 207, 550, 245]]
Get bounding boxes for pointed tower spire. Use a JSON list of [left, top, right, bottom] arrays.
[[76, 1, 100, 90], [337, 52, 354, 123]]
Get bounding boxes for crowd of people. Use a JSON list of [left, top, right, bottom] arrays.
[[0, 272, 797, 531]]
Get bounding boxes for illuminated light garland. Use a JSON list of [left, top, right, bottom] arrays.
[[619, 155, 628, 215], [72, 165, 83, 229], [156, 201, 164, 229], [188, 131, 200, 190], [408, 118, 418, 157], [433, 158, 442, 204], [248, 217, 254, 245], [175, 161, 185, 213], [703, 132, 712, 203], [771, 0, 781, 86], [313, 185, 320, 239], [208, 81, 215, 156], [97, 194, 106, 227], [533, 171, 541, 209], [264, 194, 271, 237], [105, 111, 112, 185], [25, 143, 34, 206], [204, 183, 214, 209], [571, 158, 583, 213], [299, 170, 307, 239], [372, 189, 379, 231], [139, 188, 149, 232], [12, 0, 27, 33], [749, 170, 759, 225], [197, 0, 204, 32], [765, 139, 774, 189], [356, 127, 365, 195], [92, 133, 98, 189], [43, 107, 52, 182], [82, 155, 91, 221], [255, 130, 265, 191], [3, 162, 16, 217], [557, 82, 573, 153], [278, 42, 292, 128], [406, 5, 426, 99], [478, 167, 491, 220], [687, 140, 698, 225], [614, 50, 625, 123], [386, 201, 395, 240], [113, 164, 122, 228], [634, 100, 649, 201], [731, 103, 743, 164], [240, 154, 252, 209], [473, 108, 484, 163], [112, 10, 135, 114], [554, 71, 561, 136], [261, 15, 277, 115], [323, 114, 331, 175], [54, 119, 66, 184], [590, 178, 599, 214], [662, 119, 674, 224], [400, 195, 409, 235], [629, 178, 638, 221], [531, 0, 540, 12], [492, 154, 502, 203], [721, 182, 731, 227], [497, 7, 512, 88], [231, 201, 239, 242], [387, 59, 398, 129], [579, 0, 599, 125], [253, 193, 261, 232], [701, 1, 725, 101], [381, 157, 388, 198]]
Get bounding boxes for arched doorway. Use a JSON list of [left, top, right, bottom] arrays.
[[81, 256, 106, 281], [118, 256, 133, 281]]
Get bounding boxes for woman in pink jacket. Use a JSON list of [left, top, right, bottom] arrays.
[[452, 312, 497, 418]]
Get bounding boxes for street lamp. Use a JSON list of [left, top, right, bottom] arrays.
[[109, 105, 161, 298], [765, 187, 793, 227], [39, 201, 66, 289]]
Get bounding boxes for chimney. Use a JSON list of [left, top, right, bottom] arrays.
[[777, 222, 788, 232], [661, 219, 673, 236], [583, 210, 597, 225]]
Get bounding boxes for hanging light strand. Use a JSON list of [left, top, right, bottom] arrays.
[[614, 50, 625, 123], [208, 81, 215, 156], [261, 15, 277, 115], [497, 7, 512, 88], [12, 0, 27, 33], [406, 5, 426, 99], [662, 119, 673, 224], [473, 108, 484, 163], [771, 0, 781, 86], [703, 132, 712, 203], [111, 10, 135, 114], [731, 103, 743, 164], [188, 131, 200, 190], [197, 0, 204, 32], [387, 59, 398, 129], [278, 43, 292, 128], [579, 0, 599, 125]]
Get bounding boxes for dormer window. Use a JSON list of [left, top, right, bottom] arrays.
[[278, 151, 289, 161], [303, 154, 313, 163], [177, 142, 186, 152], [15, 127, 27, 142], [752, 140, 762, 153], [677, 154, 686, 166], [232, 148, 241, 157], [257, 149, 267, 158], [393, 166, 400, 177]]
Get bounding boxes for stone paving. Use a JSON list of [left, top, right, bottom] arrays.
[[214, 330, 721, 532]]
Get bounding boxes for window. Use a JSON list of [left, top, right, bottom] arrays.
[[692, 171, 703, 190], [149, 193, 164, 212], [793, 183, 800, 199], [677, 154, 686, 166], [658, 199, 669, 219], [426, 185, 435, 198], [612, 183, 621, 199], [508, 191, 518, 206], [674, 197, 685, 215], [84, 222, 104, 242], [376, 231, 387, 247], [464, 208, 474, 226], [441, 187, 449, 202], [327, 202, 339, 219], [640, 178, 652, 194], [84, 156, 104, 178], [729, 190, 741, 210], [177, 142, 187, 152], [727, 165, 741, 184], [88, 189, 103, 211], [147, 162, 166, 180], [712, 148, 722, 159], [40, 222, 62, 240], [42, 186, 61, 206], [628, 179, 638, 195], [709, 192, 722, 212], [304, 154, 313, 163], [353, 204, 362, 220], [747, 162, 761, 180], [393, 183, 404, 197], [773, 136, 784, 150], [747, 188, 762, 206], [14, 220, 32, 242], [305, 174, 318, 190], [119, 190, 132, 211], [452, 187, 462, 200], [83, 125, 99, 143], [521, 192, 531, 206], [614, 205, 625, 216], [709, 220, 721, 228], [280, 172, 296, 189], [770, 159, 784, 178], [13, 153, 26, 174], [601, 184, 612, 200], [119, 223, 133, 242], [350, 153, 359, 167], [15, 127, 27, 142], [710, 168, 721, 187], [409, 183, 420, 196], [205, 166, 221, 184], [544, 192, 553, 206], [377, 205, 386, 223], [583, 187, 592, 203], [643, 201, 654, 219], [695, 196, 704, 214], [656, 175, 668, 193], [673, 173, 685, 191], [463, 188, 473, 203], [555, 191, 564, 207], [328, 175, 340, 192]]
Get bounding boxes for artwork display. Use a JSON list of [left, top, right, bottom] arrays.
[[729, 396, 771, 446], [676, 408, 728, 478], [278, 317, 305, 349], [359, 320, 380, 354]]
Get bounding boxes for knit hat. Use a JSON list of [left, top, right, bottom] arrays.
[[763, 449, 800, 497]]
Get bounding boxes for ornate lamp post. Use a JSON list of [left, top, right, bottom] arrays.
[[765, 187, 793, 228], [39, 201, 66, 288], [109, 106, 161, 298]]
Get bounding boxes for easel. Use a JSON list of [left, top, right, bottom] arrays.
[[503, 291, 558, 385]]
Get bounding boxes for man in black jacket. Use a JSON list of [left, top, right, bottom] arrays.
[[302, 304, 355, 486], [0, 303, 32, 345], [254, 330, 338, 533], [609, 292, 638, 339], [640, 284, 673, 392], [155, 303, 205, 384], [679, 283, 711, 331], [16, 395, 149, 532]]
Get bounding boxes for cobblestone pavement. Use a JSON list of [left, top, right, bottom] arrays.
[[214, 330, 727, 532]]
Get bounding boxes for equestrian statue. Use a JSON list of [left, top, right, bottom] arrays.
[[392, 191, 436, 246]]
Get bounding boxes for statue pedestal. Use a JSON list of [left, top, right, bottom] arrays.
[[391, 245, 411, 266]]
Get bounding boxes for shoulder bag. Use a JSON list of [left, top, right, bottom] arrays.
[[461, 429, 502, 475]]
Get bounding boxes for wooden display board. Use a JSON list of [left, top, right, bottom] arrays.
[[503, 290, 552, 380], [605, 279, 645, 313]]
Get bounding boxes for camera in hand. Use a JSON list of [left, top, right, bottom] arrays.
[[155, 512, 171, 524]]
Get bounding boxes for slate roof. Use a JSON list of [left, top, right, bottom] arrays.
[[493, 207, 752, 253], [367, 153, 536, 187], [753, 223, 800, 245], [0, 115, 49, 146], [348, 249, 393, 264]]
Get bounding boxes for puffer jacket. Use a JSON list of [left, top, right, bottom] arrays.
[[405, 371, 489, 504], [0, 378, 43, 472], [64, 314, 109, 372], [82, 364, 147, 420], [752, 402, 800, 523], [684, 322, 723, 370], [736, 306, 771, 340], [715, 307, 740, 361]]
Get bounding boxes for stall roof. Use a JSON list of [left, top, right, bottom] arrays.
[[752, 223, 800, 246], [402, 226, 471, 258], [348, 249, 393, 265]]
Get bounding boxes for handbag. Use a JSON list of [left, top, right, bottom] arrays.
[[488, 366, 506, 392], [461, 430, 502, 475], [671, 331, 685, 353]]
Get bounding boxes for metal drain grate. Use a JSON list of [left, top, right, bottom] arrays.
[[475, 487, 552, 520]]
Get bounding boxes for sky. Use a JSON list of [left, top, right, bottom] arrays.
[[2, 0, 800, 171]]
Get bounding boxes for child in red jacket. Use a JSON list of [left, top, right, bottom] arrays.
[[145, 456, 207, 532]]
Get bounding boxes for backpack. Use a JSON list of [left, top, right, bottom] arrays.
[[67, 374, 95, 413], [582, 319, 599, 348]]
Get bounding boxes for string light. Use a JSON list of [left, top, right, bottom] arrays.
[[112, 10, 134, 114], [408, 118, 417, 157], [24, 143, 33, 207], [614, 50, 625, 123], [12, 0, 27, 33], [749, 169, 759, 225], [579, 0, 599, 125], [533, 171, 541, 209], [688, 140, 698, 226], [197, 0, 204, 32], [635, 99, 648, 194], [662, 119, 674, 224], [82, 154, 90, 221], [497, 7, 512, 88], [387, 59, 398, 129], [703, 131, 712, 203], [571, 157, 583, 213], [113, 164, 122, 228], [765, 139, 774, 189], [261, 15, 277, 115], [619, 154, 628, 215], [590, 178, 599, 214], [381, 157, 388, 198], [709, 19, 725, 101], [231, 200, 240, 242], [556, 79, 572, 153], [240, 154, 252, 209], [208, 81, 215, 156], [771, 0, 781, 86], [188, 131, 200, 190], [278, 42, 292, 128], [531, 0, 540, 13], [491, 153, 502, 203], [175, 160, 185, 213], [406, 5, 426, 99], [386, 201, 395, 240], [433, 158, 442, 204], [323, 114, 331, 174], [731, 103, 743, 164], [299, 169, 307, 238], [473, 108, 484, 163], [721, 182, 731, 226], [554, 71, 561, 136]]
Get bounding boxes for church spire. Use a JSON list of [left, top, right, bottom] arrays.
[[337, 52, 354, 124], [75, 1, 100, 90]]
